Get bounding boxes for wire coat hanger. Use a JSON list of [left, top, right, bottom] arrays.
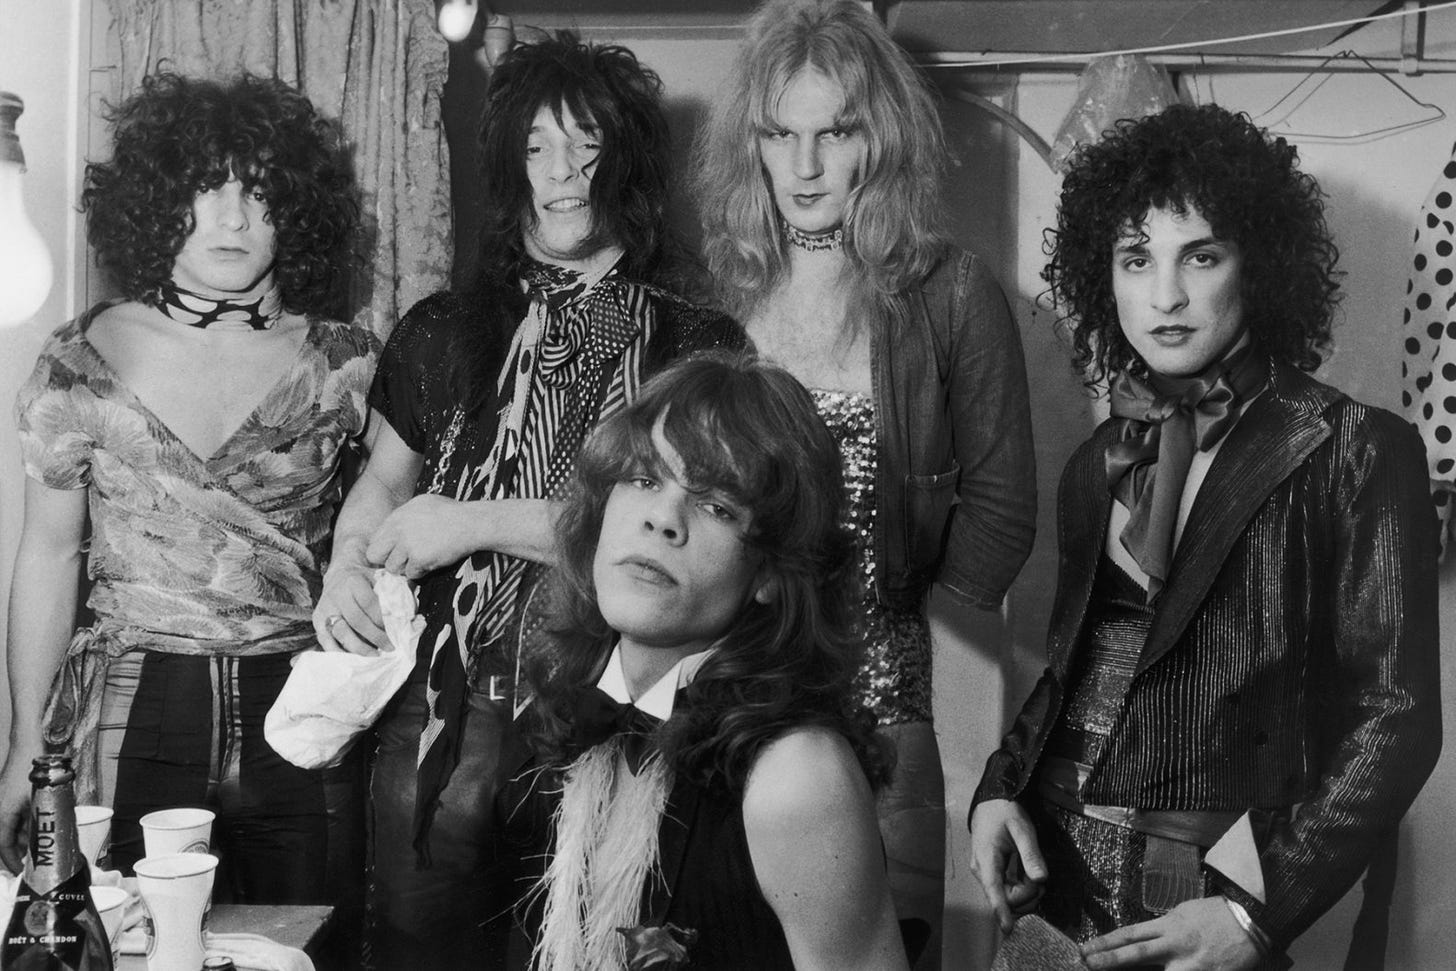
[[1252, 50, 1446, 143]]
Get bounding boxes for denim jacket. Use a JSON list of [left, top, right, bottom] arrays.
[[871, 248, 1037, 611]]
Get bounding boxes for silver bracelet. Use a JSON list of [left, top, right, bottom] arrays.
[[1223, 896, 1273, 959]]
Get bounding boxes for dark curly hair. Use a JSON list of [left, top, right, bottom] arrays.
[[82, 72, 359, 318], [1044, 102, 1340, 382], [468, 31, 672, 316], [525, 351, 891, 795]]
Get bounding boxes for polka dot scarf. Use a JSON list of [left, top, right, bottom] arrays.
[[154, 279, 283, 330], [1402, 144, 1456, 558]]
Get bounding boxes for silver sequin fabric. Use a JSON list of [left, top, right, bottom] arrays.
[[1052, 557, 1149, 752], [1037, 802, 1158, 942], [811, 388, 934, 725]]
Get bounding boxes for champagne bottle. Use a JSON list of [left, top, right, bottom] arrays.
[[1, 755, 113, 969]]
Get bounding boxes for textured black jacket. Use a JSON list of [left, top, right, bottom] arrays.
[[972, 361, 1442, 951]]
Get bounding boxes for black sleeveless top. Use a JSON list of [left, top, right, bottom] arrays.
[[498, 758, 794, 969], [643, 774, 794, 970]]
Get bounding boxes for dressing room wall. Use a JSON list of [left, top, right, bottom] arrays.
[[0, 0, 95, 774]]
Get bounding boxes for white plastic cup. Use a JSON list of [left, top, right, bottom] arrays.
[[75, 805, 114, 869], [134, 853, 218, 971], [90, 883, 130, 961], [139, 807, 214, 857]]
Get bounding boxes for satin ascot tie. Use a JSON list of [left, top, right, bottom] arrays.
[[1105, 341, 1268, 601]]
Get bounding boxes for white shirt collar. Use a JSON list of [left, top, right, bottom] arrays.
[[594, 644, 715, 721]]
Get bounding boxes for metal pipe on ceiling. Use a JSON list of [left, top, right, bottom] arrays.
[[914, 51, 1456, 73]]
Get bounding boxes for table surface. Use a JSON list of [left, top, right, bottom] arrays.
[[117, 903, 334, 969]]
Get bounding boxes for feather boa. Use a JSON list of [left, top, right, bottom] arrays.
[[531, 738, 673, 971]]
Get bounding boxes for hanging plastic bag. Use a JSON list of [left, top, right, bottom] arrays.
[[1050, 55, 1179, 172]]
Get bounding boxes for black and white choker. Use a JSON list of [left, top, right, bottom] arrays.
[[154, 280, 284, 330], [782, 222, 844, 252]]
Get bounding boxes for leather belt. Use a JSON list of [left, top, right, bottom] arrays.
[[1038, 756, 1241, 849]]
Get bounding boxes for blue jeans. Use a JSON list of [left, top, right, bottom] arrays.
[[365, 670, 524, 971]]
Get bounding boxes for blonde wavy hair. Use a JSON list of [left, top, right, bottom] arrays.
[[693, 0, 949, 328]]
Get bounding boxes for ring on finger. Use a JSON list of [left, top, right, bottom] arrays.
[[325, 614, 345, 634]]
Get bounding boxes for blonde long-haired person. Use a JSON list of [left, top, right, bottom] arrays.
[[694, 1, 1036, 965]]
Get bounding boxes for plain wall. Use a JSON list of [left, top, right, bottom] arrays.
[[0, 0, 90, 759]]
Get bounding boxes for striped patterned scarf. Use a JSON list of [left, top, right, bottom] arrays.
[[412, 258, 655, 857]]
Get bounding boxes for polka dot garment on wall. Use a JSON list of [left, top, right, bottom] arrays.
[[1403, 142, 1456, 558]]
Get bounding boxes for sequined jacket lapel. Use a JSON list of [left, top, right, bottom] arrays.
[[1047, 362, 1338, 678], [1139, 363, 1334, 673]]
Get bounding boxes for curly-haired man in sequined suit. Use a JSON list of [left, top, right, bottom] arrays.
[[970, 103, 1441, 970]]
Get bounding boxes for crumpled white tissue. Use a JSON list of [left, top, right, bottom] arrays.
[[115, 930, 314, 971], [203, 933, 314, 971], [264, 570, 424, 769]]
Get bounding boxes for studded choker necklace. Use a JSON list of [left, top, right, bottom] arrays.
[[782, 221, 844, 252], [154, 280, 284, 330]]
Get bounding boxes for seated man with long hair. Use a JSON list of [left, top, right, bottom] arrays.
[[509, 353, 907, 971]]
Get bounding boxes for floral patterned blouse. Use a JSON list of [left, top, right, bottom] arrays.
[[15, 304, 378, 654]]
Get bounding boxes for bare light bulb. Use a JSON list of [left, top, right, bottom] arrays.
[[0, 93, 53, 329], [437, 0, 478, 43]]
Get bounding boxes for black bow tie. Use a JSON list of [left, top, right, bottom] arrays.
[[567, 685, 664, 773]]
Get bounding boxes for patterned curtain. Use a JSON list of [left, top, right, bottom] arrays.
[[103, 0, 453, 341]]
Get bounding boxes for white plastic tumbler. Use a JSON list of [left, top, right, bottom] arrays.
[[89, 883, 130, 963], [134, 852, 217, 971], [75, 805, 113, 869], [139, 807, 214, 856]]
